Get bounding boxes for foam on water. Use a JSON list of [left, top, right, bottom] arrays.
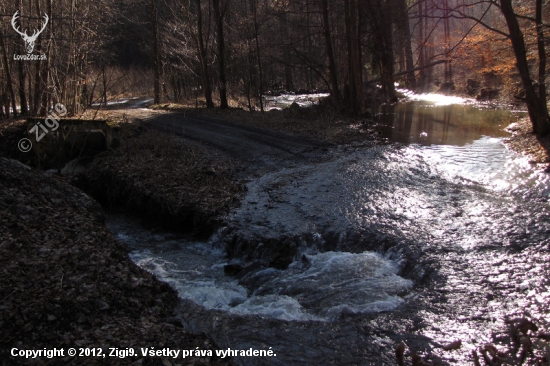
[[129, 245, 250, 313], [129, 245, 410, 321], [229, 295, 322, 321], [263, 93, 330, 110], [116, 220, 409, 322], [110, 214, 410, 322], [248, 251, 412, 318]]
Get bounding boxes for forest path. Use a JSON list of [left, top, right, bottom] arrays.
[[119, 107, 330, 174]]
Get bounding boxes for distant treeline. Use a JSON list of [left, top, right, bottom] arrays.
[[0, 0, 548, 134]]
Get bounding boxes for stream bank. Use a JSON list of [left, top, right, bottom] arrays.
[[503, 116, 550, 168], [73, 120, 244, 238], [0, 158, 230, 365]]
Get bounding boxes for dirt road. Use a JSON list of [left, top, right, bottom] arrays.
[[121, 108, 329, 173]]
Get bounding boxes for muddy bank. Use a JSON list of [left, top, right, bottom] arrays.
[[74, 120, 243, 238], [0, 158, 231, 365]]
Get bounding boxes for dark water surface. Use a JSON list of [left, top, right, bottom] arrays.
[[376, 95, 514, 145], [107, 93, 550, 365]]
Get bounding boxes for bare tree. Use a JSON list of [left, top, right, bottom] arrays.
[[213, 0, 228, 108], [321, 0, 341, 105]]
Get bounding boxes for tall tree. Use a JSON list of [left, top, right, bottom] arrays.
[[395, 0, 416, 88], [367, 0, 397, 101], [0, 25, 17, 116], [213, 0, 229, 108], [321, 0, 341, 105], [38, 0, 52, 116], [16, 0, 28, 114], [196, 0, 214, 107], [250, 0, 264, 111], [344, 0, 364, 112], [151, 0, 161, 104], [500, 0, 549, 136]]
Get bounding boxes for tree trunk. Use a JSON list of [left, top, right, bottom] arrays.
[[500, 0, 549, 136], [321, 0, 341, 105], [373, 0, 396, 101], [344, 0, 357, 112], [213, 0, 228, 109], [32, 59, 41, 114], [102, 64, 108, 107], [394, 0, 415, 89], [281, 13, 293, 92], [354, 1, 364, 110], [39, 0, 53, 116], [422, 1, 432, 88], [417, 0, 425, 89], [535, 0, 548, 132], [402, 0, 416, 89], [251, 0, 264, 111], [196, 0, 214, 108], [17, 0, 28, 114], [443, 1, 452, 83], [344, 0, 364, 113], [151, 0, 161, 104], [0, 27, 17, 116]]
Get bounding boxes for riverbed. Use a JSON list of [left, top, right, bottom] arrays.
[[106, 93, 550, 365]]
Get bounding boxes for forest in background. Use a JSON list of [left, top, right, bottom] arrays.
[[0, 0, 549, 135]]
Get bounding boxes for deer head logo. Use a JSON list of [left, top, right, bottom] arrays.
[[11, 11, 49, 54]]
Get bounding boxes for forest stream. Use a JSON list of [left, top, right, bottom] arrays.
[[106, 93, 550, 365]]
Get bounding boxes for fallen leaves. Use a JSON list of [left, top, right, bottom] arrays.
[[74, 123, 243, 238], [504, 117, 550, 167], [395, 318, 550, 366], [0, 158, 230, 365]]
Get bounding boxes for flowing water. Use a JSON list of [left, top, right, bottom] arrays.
[[263, 93, 330, 111], [106, 93, 550, 365]]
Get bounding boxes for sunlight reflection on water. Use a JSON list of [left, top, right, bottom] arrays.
[[398, 88, 475, 106], [413, 136, 550, 198], [377, 91, 549, 199]]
